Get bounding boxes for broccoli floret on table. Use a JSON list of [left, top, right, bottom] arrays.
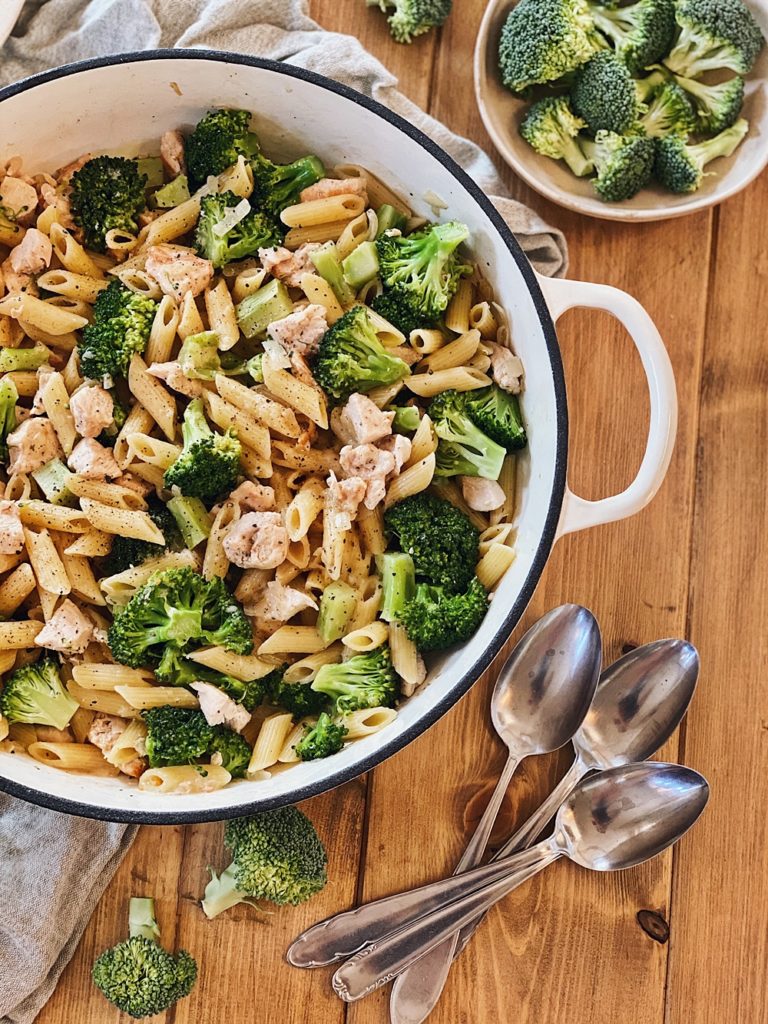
[[185, 108, 261, 189], [373, 0, 453, 44], [202, 806, 328, 918], [311, 646, 399, 713], [102, 499, 182, 576], [195, 190, 281, 268], [400, 577, 489, 651], [672, 73, 745, 134], [588, 0, 676, 71], [142, 705, 251, 777], [384, 492, 480, 593], [312, 305, 411, 402], [376, 221, 471, 322], [107, 566, 252, 668], [663, 0, 764, 78], [0, 657, 78, 731], [370, 288, 428, 337], [163, 398, 241, 501], [429, 390, 506, 481], [92, 897, 197, 1019], [78, 279, 157, 382], [295, 712, 348, 761], [250, 152, 325, 220], [263, 666, 330, 717], [465, 384, 527, 451], [0, 376, 18, 464], [581, 130, 656, 202], [571, 51, 642, 135], [519, 96, 593, 177], [69, 156, 147, 252], [498, 0, 601, 94], [654, 119, 749, 194]]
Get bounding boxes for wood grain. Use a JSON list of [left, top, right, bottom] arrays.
[[34, 2, 765, 1023]]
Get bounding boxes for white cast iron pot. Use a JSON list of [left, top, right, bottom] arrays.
[[0, 52, 677, 823]]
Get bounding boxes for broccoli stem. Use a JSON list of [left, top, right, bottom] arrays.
[[390, 406, 421, 433], [691, 119, 750, 167], [311, 242, 356, 305], [316, 581, 358, 643], [201, 863, 247, 920], [151, 174, 191, 209], [377, 552, 416, 622], [31, 458, 77, 507], [136, 157, 164, 188], [128, 897, 161, 942], [167, 495, 212, 549], [236, 279, 294, 338], [0, 345, 49, 373], [342, 240, 380, 289], [376, 203, 408, 237]]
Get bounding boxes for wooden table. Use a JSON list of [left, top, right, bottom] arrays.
[[37, 3, 768, 1022]]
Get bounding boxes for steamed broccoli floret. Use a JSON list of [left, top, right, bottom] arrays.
[[400, 577, 488, 651], [195, 191, 281, 268], [519, 96, 593, 176], [589, 0, 676, 71], [92, 897, 196, 1019], [581, 129, 656, 201], [370, 289, 428, 336], [654, 118, 749, 193], [202, 807, 328, 917], [79, 280, 157, 382], [108, 567, 252, 668], [102, 499, 181, 576], [208, 726, 252, 778], [311, 646, 399, 712], [429, 390, 506, 480], [664, 0, 764, 78], [164, 398, 241, 500], [295, 712, 348, 761], [377, 221, 472, 321], [0, 657, 78, 730], [185, 108, 261, 189], [571, 51, 642, 134], [0, 376, 18, 463], [373, 0, 453, 43], [153, 645, 263, 710], [498, 0, 601, 94], [142, 705, 250, 776], [465, 384, 527, 450], [672, 72, 745, 133], [69, 156, 147, 252], [263, 666, 329, 717], [638, 77, 696, 137], [313, 305, 411, 402], [384, 492, 480, 592], [250, 153, 325, 220]]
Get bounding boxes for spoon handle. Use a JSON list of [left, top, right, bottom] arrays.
[[286, 845, 527, 968], [388, 753, 522, 1023], [332, 841, 560, 1002]]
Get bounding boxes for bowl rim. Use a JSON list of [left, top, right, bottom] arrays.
[[0, 49, 569, 823], [474, 0, 768, 223]]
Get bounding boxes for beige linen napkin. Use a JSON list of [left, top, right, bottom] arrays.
[[0, 3, 567, 1022]]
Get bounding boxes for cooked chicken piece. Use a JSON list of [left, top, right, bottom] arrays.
[[378, 433, 412, 473], [461, 475, 506, 512], [0, 258, 30, 294], [7, 417, 63, 475], [340, 443, 397, 510], [338, 393, 394, 445], [55, 153, 92, 183], [299, 176, 368, 203], [258, 243, 321, 288], [35, 599, 94, 654], [0, 500, 24, 554], [268, 304, 328, 359], [69, 384, 114, 439], [115, 472, 153, 498], [190, 682, 251, 734], [388, 344, 421, 367], [326, 472, 367, 530], [68, 438, 121, 480], [223, 511, 289, 570], [146, 360, 204, 398], [160, 130, 186, 178], [39, 182, 75, 231], [8, 228, 53, 276], [229, 480, 276, 513], [0, 176, 39, 225], [253, 581, 318, 624], [145, 244, 214, 299], [87, 713, 147, 778], [489, 342, 524, 395], [138, 210, 162, 228]]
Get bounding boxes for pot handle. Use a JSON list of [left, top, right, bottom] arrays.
[[535, 273, 677, 539]]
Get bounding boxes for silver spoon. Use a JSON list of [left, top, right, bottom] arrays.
[[390, 637, 699, 1023], [288, 603, 601, 973], [330, 762, 709, 1002]]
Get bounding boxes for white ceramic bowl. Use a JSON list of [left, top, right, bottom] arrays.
[[0, 52, 677, 822], [0, 0, 24, 51], [474, 0, 768, 222]]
